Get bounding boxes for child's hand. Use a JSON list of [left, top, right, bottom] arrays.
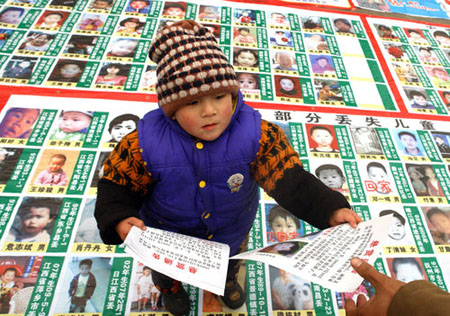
[[116, 216, 146, 241], [329, 208, 362, 228]]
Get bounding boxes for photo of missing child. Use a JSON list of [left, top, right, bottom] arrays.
[[53, 257, 110, 313], [63, 34, 98, 56], [422, 206, 450, 245], [307, 124, 339, 153], [336, 278, 374, 309], [106, 38, 138, 58], [1, 57, 38, 80], [75, 13, 106, 32], [373, 205, 415, 245], [0, 7, 26, 26], [236, 72, 260, 94], [314, 79, 343, 102], [301, 16, 323, 31], [31, 149, 78, 188], [5, 197, 62, 243], [140, 65, 157, 90], [274, 75, 302, 99], [310, 55, 335, 75], [363, 161, 394, 195], [130, 263, 163, 312], [349, 127, 384, 156], [88, 0, 113, 11], [431, 132, 450, 158], [49, 110, 93, 142], [197, 5, 220, 22], [47, 59, 86, 83], [405, 164, 445, 197], [386, 257, 427, 283], [106, 113, 139, 143], [0, 256, 42, 314], [0, 147, 23, 185], [233, 48, 259, 69], [269, 266, 313, 311], [404, 88, 435, 110], [74, 198, 103, 244], [266, 204, 302, 243], [303, 33, 329, 52], [395, 130, 425, 157], [259, 241, 306, 258], [34, 10, 69, 29], [272, 51, 297, 72], [18, 32, 55, 52], [0, 107, 41, 139], [314, 163, 349, 194], [95, 63, 130, 87], [124, 0, 149, 14], [161, 2, 186, 18]]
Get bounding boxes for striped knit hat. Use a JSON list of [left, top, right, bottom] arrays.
[[148, 20, 239, 117]]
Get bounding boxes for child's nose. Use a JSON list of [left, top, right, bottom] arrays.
[[201, 102, 216, 117]]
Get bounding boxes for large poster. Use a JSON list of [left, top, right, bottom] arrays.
[[353, 0, 450, 19], [0, 95, 448, 315]]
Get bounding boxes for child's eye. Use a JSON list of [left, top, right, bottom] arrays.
[[215, 94, 225, 99], [187, 100, 198, 105]]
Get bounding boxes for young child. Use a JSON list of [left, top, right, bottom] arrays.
[[107, 113, 140, 142], [0, 268, 19, 313], [379, 209, 413, 245], [426, 207, 450, 245], [0, 107, 40, 139], [107, 38, 138, 58], [126, 0, 149, 13], [6, 198, 57, 242], [162, 2, 185, 18], [409, 90, 434, 110], [117, 17, 143, 35], [391, 258, 424, 283], [89, 0, 112, 10], [19, 32, 54, 52], [367, 161, 391, 194], [94, 20, 360, 316], [269, 12, 289, 27], [34, 153, 67, 186], [424, 166, 444, 197], [406, 29, 428, 45], [137, 266, 152, 311], [377, 24, 397, 39], [433, 30, 450, 47], [38, 12, 64, 28], [407, 166, 428, 196], [309, 126, 338, 152], [233, 48, 258, 68], [318, 82, 339, 101], [69, 259, 97, 313], [312, 56, 335, 74], [65, 35, 95, 55], [267, 204, 300, 242], [304, 34, 329, 51], [197, 6, 220, 21], [315, 164, 348, 193], [274, 51, 296, 71], [95, 63, 128, 86], [48, 60, 84, 83], [236, 73, 258, 90], [278, 76, 298, 96], [234, 28, 257, 44], [333, 18, 353, 34], [0, 7, 25, 25], [398, 131, 424, 156], [51, 110, 93, 141]]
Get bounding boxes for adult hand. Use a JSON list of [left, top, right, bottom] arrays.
[[329, 208, 362, 228], [345, 258, 405, 316], [116, 216, 146, 241]]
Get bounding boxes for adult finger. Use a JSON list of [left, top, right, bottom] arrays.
[[351, 258, 386, 288]]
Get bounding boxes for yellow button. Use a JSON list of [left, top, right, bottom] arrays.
[[204, 213, 210, 219], [199, 181, 206, 188], [196, 142, 203, 149], [207, 234, 213, 239]]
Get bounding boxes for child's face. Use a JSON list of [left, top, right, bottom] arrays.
[[389, 217, 406, 240], [1, 270, 15, 283], [400, 134, 418, 151], [59, 63, 82, 78], [237, 74, 257, 89], [43, 14, 62, 24], [236, 51, 257, 67], [310, 34, 323, 42], [317, 58, 329, 67], [430, 212, 450, 234], [79, 264, 91, 276], [335, 21, 350, 32], [172, 93, 233, 141], [271, 216, 297, 235], [279, 78, 294, 91], [318, 169, 343, 189], [166, 7, 184, 16], [111, 119, 136, 142], [93, 0, 109, 9], [124, 21, 138, 28], [381, 27, 392, 37], [271, 13, 285, 24], [60, 111, 91, 133], [48, 157, 65, 172], [110, 40, 137, 56], [311, 129, 333, 147], [0, 10, 22, 24], [107, 66, 120, 75], [433, 69, 449, 81], [21, 207, 52, 236], [143, 268, 151, 276], [276, 53, 294, 69], [31, 35, 50, 46], [368, 166, 387, 182], [412, 95, 427, 106], [395, 263, 423, 283], [0, 108, 39, 138], [436, 35, 450, 45], [130, 0, 146, 9], [239, 29, 249, 36]]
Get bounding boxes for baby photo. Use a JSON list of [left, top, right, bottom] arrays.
[[95, 62, 130, 87], [49, 110, 94, 142], [161, 2, 187, 19], [233, 27, 257, 46], [274, 75, 302, 99], [371, 204, 415, 246], [0, 256, 43, 314], [233, 47, 259, 69], [75, 13, 107, 33], [303, 33, 329, 52], [17, 31, 55, 53], [33, 10, 69, 30], [268, 12, 290, 28], [63, 34, 98, 56], [30, 149, 78, 190], [47, 59, 87, 83], [349, 127, 384, 156], [1, 57, 38, 80], [74, 198, 103, 244], [272, 51, 297, 72], [52, 256, 110, 313], [306, 124, 340, 153], [386, 257, 427, 283], [421, 206, 450, 246], [0, 7, 27, 26], [236, 72, 260, 96], [431, 132, 450, 159], [0, 107, 41, 139], [197, 5, 220, 22], [269, 266, 313, 311], [106, 38, 138, 59], [265, 204, 303, 244], [4, 196, 62, 243], [394, 130, 426, 158], [0, 147, 24, 186]]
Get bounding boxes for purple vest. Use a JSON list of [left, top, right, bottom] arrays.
[[138, 92, 261, 255]]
